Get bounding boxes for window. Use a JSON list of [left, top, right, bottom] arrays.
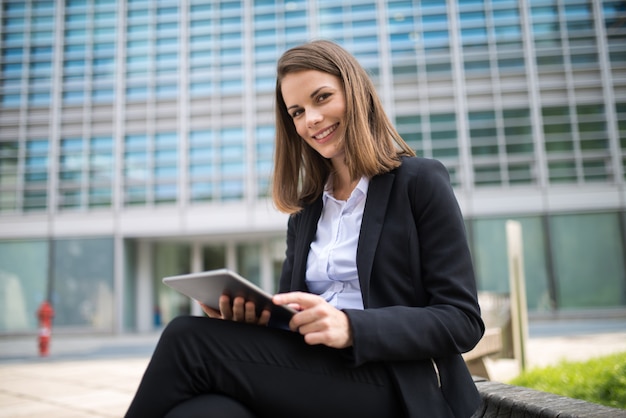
[[52, 238, 115, 329], [65, 13, 88, 24], [156, 84, 178, 98], [255, 125, 274, 198], [2, 32, 25, 43], [430, 113, 459, 159], [65, 43, 87, 54], [503, 108, 533, 156], [154, 183, 177, 203], [23, 139, 49, 211], [63, 90, 84, 104], [2, 93, 21, 107], [3, 2, 27, 12], [550, 213, 625, 308], [469, 111, 499, 159], [0, 240, 48, 331], [122, 133, 181, 206], [474, 164, 501, 186], [126, 86, 148, 100], [395, 115, 423, 154], [59, 137, 85, 208], [92, 88, 115, 102], [2, 63, 23, 75], [127, 24, 150, 35], [548, 160, 576, 183], [507, 162, 534, 184], [191, 4, 212, 14], [471, 216, 551, 311], [157, 6, 178, 18], [190, 81, 212, 96], [0, 141, 20, 210], [127, 9, 150, 21], [3, 16, 25, 29], [124, 134, 148, 205], [64, 59, 86, 71], [29, 92, 51, 106], [543, 106, 574, 156], [3, 47, 24, 59]]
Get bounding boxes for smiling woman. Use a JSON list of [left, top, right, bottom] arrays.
[[125, 41, 484, 418]]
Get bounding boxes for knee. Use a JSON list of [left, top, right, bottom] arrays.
[[160, 315, 198, 340], [155, 316, 227, 361]]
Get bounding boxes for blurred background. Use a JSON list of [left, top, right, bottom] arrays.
[[0, 0, 624, 337]]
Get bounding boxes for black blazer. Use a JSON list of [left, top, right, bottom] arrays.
[[278, 157, 485, 417]]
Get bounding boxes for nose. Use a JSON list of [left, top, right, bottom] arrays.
[[306, 108, 322, 128]]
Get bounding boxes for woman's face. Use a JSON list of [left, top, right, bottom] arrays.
[[281, 70, 347, 164]]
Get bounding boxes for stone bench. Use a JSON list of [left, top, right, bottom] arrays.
[[472, 378, 626, 417]]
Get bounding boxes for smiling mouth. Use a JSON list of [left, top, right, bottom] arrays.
[[313, 123, 339, 140]]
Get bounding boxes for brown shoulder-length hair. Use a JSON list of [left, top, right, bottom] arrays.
[[272, 40, 415, 214]]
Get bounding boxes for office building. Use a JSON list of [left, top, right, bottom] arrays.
[[0, 0, 624, 334]]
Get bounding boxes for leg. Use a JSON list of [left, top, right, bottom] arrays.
[[125, 316, 401, 418], [164, 394, 256, 418]]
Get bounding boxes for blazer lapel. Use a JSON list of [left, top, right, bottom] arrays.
[[357, 172, 395, 306], [292, 196, 323, 291]]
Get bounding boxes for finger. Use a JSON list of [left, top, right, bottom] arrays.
[[288, 298, 332, 328], [258, 309, 271, 327], [244, 300, 257, 323], [300, 311, 353, 349], [291, 307, 327, 334], [200, 302, 221, 318], [273, 292, 323, 310], [219, 295, 233, 320], [232, 296, 246, 321], [286, 303, 302, 312]]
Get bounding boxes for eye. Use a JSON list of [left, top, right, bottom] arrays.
[[290, 108, 303, 118], [317, 93, 331, 102]]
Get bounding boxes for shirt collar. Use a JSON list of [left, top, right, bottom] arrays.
[[323, 175, 370, 203]]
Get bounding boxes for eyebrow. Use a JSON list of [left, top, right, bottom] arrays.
[[286, 86, 331, 111]]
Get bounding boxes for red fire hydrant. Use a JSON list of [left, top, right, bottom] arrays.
[[37, 301, 54, 357]]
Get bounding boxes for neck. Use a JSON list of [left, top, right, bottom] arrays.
[[331, 166, 358, 201]]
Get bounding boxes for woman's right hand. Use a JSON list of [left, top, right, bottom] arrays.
[[200, 295, 271, 326]]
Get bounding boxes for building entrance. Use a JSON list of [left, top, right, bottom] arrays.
[[137, 237, 285, 331]]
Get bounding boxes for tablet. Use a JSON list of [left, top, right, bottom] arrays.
[[162, 268, 296, 329]]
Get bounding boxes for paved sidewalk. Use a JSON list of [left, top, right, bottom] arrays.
[[0, 332, 159, 418], [1, 319, 625, 417], [0, 357, 148, 418]]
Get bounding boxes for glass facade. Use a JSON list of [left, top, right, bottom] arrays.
[[0, 237, 114, 333], [0, 0, 625, 333], [153, 242, 191, 324], [549, 213, 625, 309], [1, 0, 625, 209], [471, 216, 551, 311], [52, 237, 114, 330], [470, 213, 626, 312], [0, 240, 48, 332]]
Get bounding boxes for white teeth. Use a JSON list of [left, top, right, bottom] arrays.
[[314, 124, 337, 140]]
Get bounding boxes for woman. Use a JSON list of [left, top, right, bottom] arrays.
[[126, 40, 484, 418]]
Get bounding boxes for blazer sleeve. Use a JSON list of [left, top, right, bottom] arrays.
[[344, 158, 484, 366]]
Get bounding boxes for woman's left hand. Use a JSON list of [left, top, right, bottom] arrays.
[[199, 295, 271, 327], [273, 292, 353, 349]]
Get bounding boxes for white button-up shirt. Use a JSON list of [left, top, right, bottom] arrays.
[[305, 176, 369, 310]]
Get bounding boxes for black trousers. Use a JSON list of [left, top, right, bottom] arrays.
[[125, 316, 402, 418]]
